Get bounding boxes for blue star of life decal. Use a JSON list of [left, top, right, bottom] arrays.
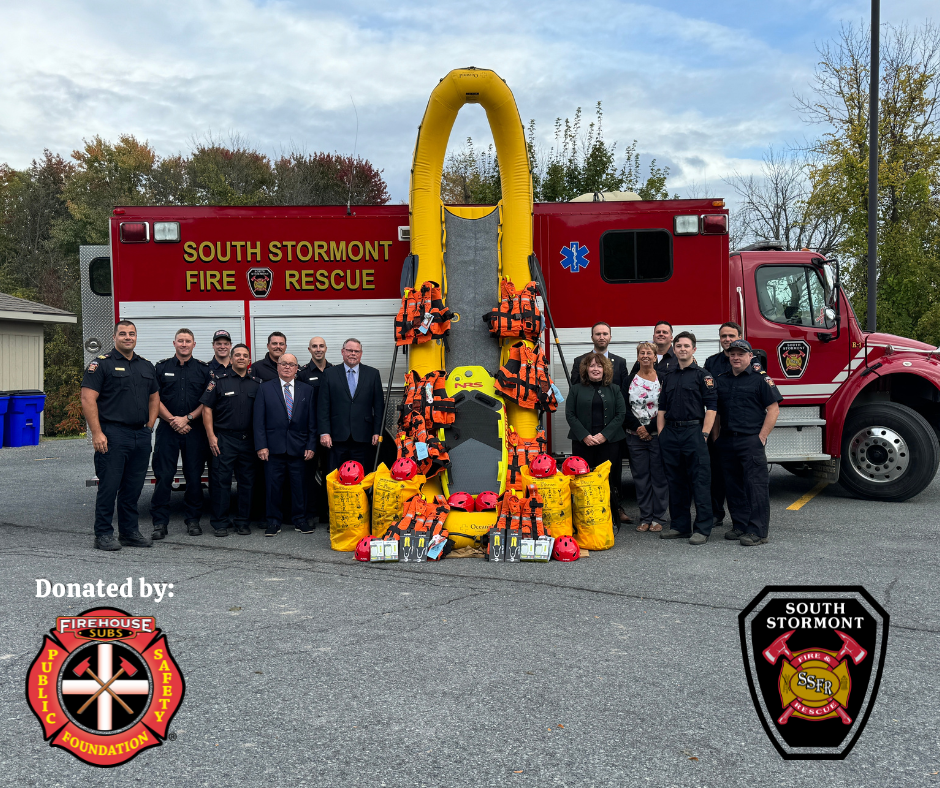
[[560, 242, 589, 272]]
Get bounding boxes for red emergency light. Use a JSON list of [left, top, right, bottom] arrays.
[[701, 214, 728, 235], [120, 222, 149, 243]]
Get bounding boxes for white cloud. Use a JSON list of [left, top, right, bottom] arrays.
[[0, 0, 933, 200]]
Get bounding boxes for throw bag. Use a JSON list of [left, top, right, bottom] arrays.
[[519, 467, 572, 538], [327, 469, 376, 551], [570, 460, 615, 550], [371, 463, 426, 538]]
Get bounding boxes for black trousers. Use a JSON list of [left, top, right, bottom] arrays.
[[329, 439, 370, 473], [708, 438, 726, 522], [264, 454, 307, 527], [571, 439, 620, 512], [93, 423, 152, 538], [151, 423, 207, 526], [209, 431, 256, 530], [718, 433, 770, 538], [659, 424, 713, 535]]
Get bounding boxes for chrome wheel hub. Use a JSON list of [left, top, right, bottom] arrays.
[[848, 426, 909, 483]]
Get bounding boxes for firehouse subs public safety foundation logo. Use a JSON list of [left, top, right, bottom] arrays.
[[25, 607, 184, 767], [777, 340, 811, 379], [247, 267, 274, 298], [739, 586, 889, 759]]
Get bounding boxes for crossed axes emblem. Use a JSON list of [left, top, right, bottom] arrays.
[[762, 629, 867, 725], [72, 656, 139, 715]]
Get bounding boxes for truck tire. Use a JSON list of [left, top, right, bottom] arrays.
[[839, 402, 940, 501]]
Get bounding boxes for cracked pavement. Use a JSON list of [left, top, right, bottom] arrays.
[[1, 438, 938, 786]]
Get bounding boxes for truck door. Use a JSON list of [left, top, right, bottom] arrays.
[[744, 262, 847, 403]]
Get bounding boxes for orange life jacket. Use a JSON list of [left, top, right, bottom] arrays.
[[494, 491, 522, 534], [394, 281, 453, 346], [395, 429, 450, 480], [520, 485, 546, 538], [398, 370, 456, 431], [483, 278, 543, 341], [383, 494, 450, 541], [495, 342, 558, 413], [505, 426, 549, 489]]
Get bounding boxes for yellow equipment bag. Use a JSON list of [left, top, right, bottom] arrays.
[[519, 467, 572, 538], [327, 469, 376, 551], [570, 460, 615, 550], [371, 463, 426, 538]]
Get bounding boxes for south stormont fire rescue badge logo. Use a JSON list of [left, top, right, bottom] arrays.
[[739, 586, 889, 759], [247, 267, 274, 298], [25, 607, 184, 767], [777, 340, 810, 379]]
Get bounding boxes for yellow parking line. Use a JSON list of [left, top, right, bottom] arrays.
[[787, 481, 829, 511]]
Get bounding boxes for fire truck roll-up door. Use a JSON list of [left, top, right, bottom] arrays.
[[117, 301, 245, 363], [249, 298, 401, 387], [547, 324, 721, 455]]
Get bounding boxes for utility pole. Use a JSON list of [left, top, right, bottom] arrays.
[[867, 0, 880, 332]]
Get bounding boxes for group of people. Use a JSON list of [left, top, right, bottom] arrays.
[[81, 322, 384, 550], [82, 316, 782, 552], [565, 320, 782, 546]]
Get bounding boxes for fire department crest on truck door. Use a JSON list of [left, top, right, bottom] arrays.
[[777, 340, 810, 379]]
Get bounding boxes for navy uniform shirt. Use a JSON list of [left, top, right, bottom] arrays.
[[298, 360, 333, 402], [154, 356, 211, 418], [716, 366, 784, 434], [199, 373, 260, 432], [81, 347, 158, 427], [209, 357, 233, 380], [705, 351, 764, 377], [250, 353, 280, 382], [658, 361, 717, 422]]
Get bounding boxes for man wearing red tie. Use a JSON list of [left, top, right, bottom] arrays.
[[253, 353, 317, 536]]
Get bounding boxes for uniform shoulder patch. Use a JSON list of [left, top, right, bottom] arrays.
[[766, 377, 776, 387], [753, 362, 762, 371], [703, 373, 715, 388], [86, 361, 99, 373], [206, 381, 216, 391]]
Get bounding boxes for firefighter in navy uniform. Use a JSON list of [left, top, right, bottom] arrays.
[[201, 344, 260, 536], [703, 321, 763, 529], [713, 339, 783, 546], [80, 320, 160, 551], [298, 336, 332, 528], [151, 328, 211, 538], [208, 329, 234, 380], [250, 331, 287, 382], [656, 331, 717, 545]]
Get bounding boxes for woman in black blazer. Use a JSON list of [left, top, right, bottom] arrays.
[[565, 353, 626, 517], [622, 342, 669, 532]]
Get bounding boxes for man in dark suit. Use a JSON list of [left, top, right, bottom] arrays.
[[253, 353, 317, 536], [298, 336, 333, 528], [572, 322, 632, 525], [319, 338, 385, 472]]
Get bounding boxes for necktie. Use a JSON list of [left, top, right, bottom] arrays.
[[347, 367, 357, 397], [284, 384, 293, 420]]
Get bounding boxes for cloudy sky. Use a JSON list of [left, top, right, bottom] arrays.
[[0, 1, 933, 201]]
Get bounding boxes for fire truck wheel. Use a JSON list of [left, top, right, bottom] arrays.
[[839, 402, 940, 502]]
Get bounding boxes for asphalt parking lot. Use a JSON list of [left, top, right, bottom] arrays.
[[1, 438, 938, 787]]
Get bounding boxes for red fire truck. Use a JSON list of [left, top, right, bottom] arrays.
[[80, 198, 940, 501]]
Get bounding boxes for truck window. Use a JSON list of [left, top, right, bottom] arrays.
[[89, 257, 112, 296], [600, 230, 672, 283], [755, 266, 832, 328]]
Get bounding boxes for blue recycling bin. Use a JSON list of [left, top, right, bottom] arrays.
[[0, 392, 9, 447], [4, 390, 45, 447]]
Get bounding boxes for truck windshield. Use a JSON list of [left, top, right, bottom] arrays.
[[755, 266, 836, 329]]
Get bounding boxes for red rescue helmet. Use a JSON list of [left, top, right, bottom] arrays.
[[447, 492, 475, 512], [339, 461, 365, 485], [391, 457, 418, 481], [475, 491, 499, 511], [529, 454, 557, 478], [354, 535, 375, 562], [562, 456, 591, 476], [552, 535, 580, 562]]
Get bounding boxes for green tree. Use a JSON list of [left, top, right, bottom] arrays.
[[796, 22, 940, 341]]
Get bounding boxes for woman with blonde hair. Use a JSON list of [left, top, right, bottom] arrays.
[[622, 342, 669, 531], [565, 352, 626, 520]]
